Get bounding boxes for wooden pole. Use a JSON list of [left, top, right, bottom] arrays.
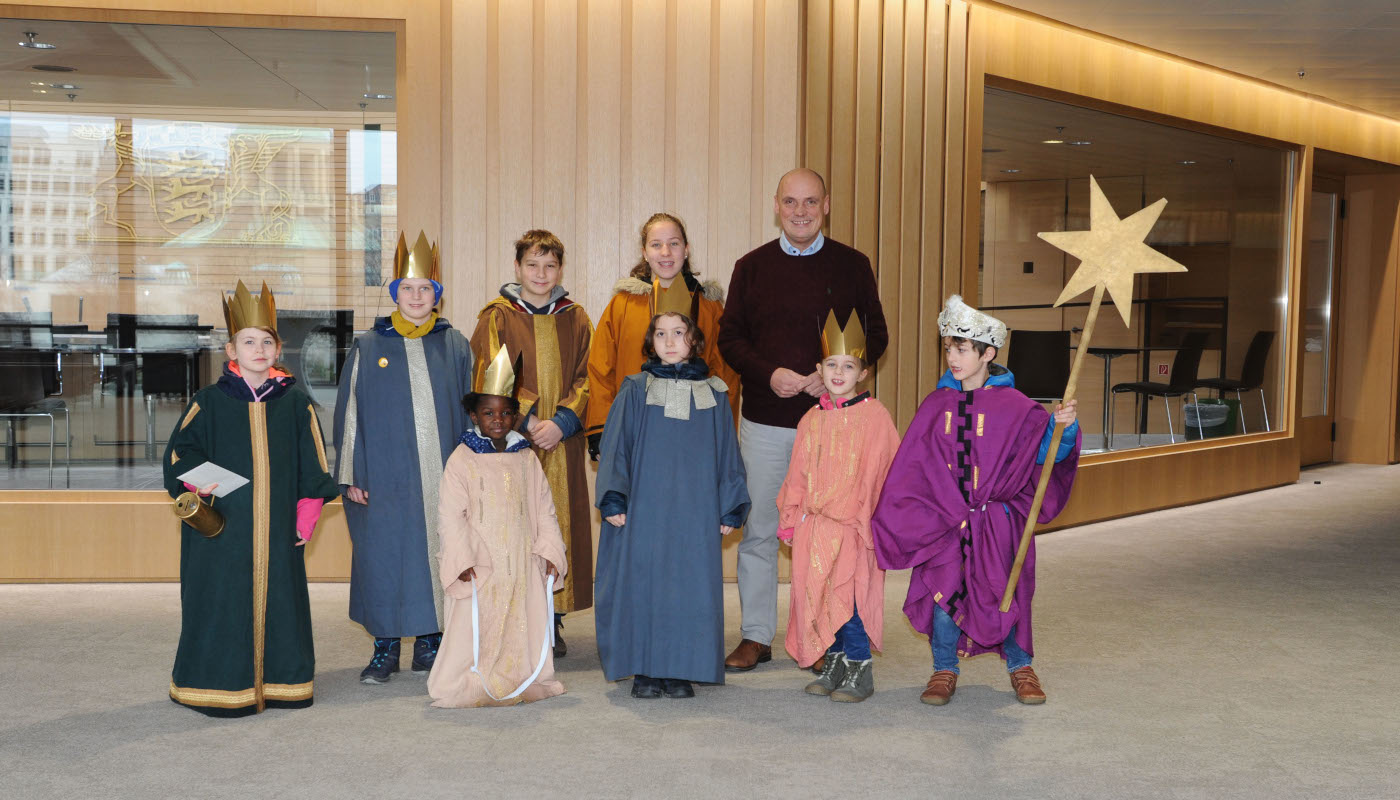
[[999, 283, 1105, 612]]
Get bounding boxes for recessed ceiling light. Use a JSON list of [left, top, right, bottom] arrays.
[[1001, 169, 1021, 173], [1066, 140, 1093, 146], [1041, 139, 1065, 145], [30, 80, 46, 86], [33, 89, 47, 94], [19, 31, 57, 50], [1178, 160, 1197, 165], [362, 93, 394, 100]]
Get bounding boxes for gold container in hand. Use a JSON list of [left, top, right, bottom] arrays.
[[174, 491, 225, 538]]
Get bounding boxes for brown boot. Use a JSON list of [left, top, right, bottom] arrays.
[[1009, 666, 1046, 704], [919, 671, 957, 705], [724, 639, 772, 672]]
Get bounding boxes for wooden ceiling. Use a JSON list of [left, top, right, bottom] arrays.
[[995, 0, 1400, 121], [0, 19, 394, 112]]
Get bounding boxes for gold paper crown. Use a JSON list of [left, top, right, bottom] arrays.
[[223, 280, 277, 334], [821, 309, 867, 361], [473, 344, 518, 398], [393, 231, 441, 283], [651, 277, 698, 320]]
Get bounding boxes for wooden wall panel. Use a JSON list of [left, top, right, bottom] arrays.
[[0, 492, 353, 581], [803, 0, 968, 427], [1334, 174, 1400, 464], [1043, 435, 1299, 531]]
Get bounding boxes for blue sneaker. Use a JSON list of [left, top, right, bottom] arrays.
[[359, 638, 400, 685], [411, 633, 441, 674]]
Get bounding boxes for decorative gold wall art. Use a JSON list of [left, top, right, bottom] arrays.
[[79, 121, 303, 245]]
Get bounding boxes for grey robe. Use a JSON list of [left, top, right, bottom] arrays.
[[594, 369, 750, 684], [333, 317, 473, 638]]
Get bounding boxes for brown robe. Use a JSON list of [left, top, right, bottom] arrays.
[[470, 295, 594, 612]]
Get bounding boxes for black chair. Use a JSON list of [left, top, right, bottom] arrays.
[[1005, 330, 1071, 403], [1196, 331, 1275, 434], [1109, 332, 1208, 446], [0, 312, 58, 394], [278, 309, 354, 387], [0, 351, 70, 488], [105, 314, 202, 460]]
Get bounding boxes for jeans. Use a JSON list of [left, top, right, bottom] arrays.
[[931, 604, 1030, 674], [826, 606, 871, 661]]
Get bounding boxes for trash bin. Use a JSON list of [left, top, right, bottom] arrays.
[[1184, 398, 1237, 440]]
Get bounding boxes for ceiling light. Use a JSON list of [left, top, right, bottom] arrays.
[[30, 80, 46, 86], [51, 83, 80, 90], [1041, 139, 1064, 145], [363, 92, 393, 100], [1066, 140, 1093, 146], [19, 31, 57, 50], [32, 89, 47, 94], [1178, 160, 1197, 165], [1001, 169, 1021, 173]]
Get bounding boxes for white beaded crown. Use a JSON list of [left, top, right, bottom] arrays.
[[937, 294, 1007, 348]]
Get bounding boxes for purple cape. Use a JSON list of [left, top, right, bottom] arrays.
[[872, 386, 1079, 660]]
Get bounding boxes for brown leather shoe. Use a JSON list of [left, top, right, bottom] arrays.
[[919, 670, 957, 705], [1009, 666, 1046, 704], [724, 639, 772, 672]]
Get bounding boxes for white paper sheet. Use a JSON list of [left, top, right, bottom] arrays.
[[175, 462, 250, 498]]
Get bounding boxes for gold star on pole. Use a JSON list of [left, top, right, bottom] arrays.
[[1001, 175, 1189, 614], [1038, 175, 1188, 326]]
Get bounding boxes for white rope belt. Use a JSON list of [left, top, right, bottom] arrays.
[[469, 573, 554, 702]]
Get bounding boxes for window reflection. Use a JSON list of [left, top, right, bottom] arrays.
[[0, 21, 395, 490], [980, 88, 1292, 453]]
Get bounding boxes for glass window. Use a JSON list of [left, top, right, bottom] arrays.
[[980, 87, 1292, 453], [0, 19, 396, 489]]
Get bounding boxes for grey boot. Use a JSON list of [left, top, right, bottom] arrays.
[[804, 653, 848, 696], [829, 658, 874, 703]]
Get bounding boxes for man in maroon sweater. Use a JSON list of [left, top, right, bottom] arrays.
[[718, 168, 889, 670]]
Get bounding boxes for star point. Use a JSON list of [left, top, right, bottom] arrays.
[[1037, 176, 1188, 326]]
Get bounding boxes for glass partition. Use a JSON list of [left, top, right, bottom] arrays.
[[1, 19, 396, 489], [979, 87, 1293, 454]]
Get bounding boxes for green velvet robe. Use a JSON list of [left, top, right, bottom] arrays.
[[162, 380, 338, 717]]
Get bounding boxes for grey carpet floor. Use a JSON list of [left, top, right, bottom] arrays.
[[2, 462, 1397, 799]]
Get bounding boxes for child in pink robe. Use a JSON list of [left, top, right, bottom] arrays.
[[776, 314, 900, 702], [428, 385, 569, 708]]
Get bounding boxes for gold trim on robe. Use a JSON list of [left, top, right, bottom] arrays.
[[180, 402, 201, 431], [308, 405, 329, 473], [403, 336, 446, 627], [249, 403, 270, 713]]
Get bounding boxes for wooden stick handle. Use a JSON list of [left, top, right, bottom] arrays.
[[999, 284, 1103, 613]]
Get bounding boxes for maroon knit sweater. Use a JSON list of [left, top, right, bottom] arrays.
[[718, 238, 888, 429]]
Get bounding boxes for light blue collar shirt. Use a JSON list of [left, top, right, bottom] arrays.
[[778, 231, 825, 256]]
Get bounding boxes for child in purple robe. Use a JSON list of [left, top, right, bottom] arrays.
[[872, 296, 1079, 706]]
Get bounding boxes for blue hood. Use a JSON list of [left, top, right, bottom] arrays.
[[936, 364, 1015, 391]]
